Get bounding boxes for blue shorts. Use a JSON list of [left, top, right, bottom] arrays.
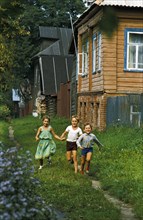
[[81, 148, 93, 156]]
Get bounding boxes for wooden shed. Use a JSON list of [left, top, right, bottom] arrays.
[[73, 0, 143, 130], [32, 26, 73, 118]]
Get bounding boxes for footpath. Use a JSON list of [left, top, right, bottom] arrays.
[[92, 180, 138, 220], [8, 125, 138, 220]]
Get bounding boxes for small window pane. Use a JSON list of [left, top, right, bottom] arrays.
[[128, 45, 136, 68], [138, 46, 143, 68], [129, 33, 143, 43]]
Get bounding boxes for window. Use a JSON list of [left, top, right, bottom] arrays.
[[124, 28, 143, 71], [78, 38, 89, 76], [92, 34, 96, 73], [98, 32, 102, 71], [130, 105, 141, 127], [92, 32, 102, 74]]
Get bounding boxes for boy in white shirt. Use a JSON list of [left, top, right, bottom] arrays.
[[61, 115, 82, 173]]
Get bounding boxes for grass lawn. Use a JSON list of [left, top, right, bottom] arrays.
[[1, 115, 143, 219]]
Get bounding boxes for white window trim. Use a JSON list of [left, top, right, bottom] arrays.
[[78, 52, 88, 76], [125, 30, 143, 71], [130, 105, 141, 127]]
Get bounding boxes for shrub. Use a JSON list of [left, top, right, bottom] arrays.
[[0, 105, 11, 119], [0, 146, 56, 220]]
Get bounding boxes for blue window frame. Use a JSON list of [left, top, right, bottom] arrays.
[[124, 28, 143, 72], [92, 33, 96, 73], [98, 32, 101, 72]]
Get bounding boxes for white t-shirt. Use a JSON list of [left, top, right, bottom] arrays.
[[66, 125, 82, 142]]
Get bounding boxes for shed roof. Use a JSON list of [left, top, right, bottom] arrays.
[[40, 55, 73, 95], [33, 26, 74, 95], [95, 0, 143, 7], [34, 26, 73, 57]]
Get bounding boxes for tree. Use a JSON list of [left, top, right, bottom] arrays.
[[0, 0, 85, 114]]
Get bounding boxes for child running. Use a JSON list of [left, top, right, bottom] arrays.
[[60, 115, 82, 173], [35, 115, 64, 169], [76, 122, 103, 174]]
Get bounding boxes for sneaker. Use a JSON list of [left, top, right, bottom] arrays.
[[39, 165, 43, 170], [86, 170, 89, 174]]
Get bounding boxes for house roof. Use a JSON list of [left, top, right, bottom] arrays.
[[74, 0, 143, 27], [95, 0, 143, 8]]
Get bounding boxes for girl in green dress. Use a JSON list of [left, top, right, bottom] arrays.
[[35, 115, 63, 169]]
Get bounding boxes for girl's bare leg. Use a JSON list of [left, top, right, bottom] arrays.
[[39, 159, 43, 169], [72, 150, 78, 173]]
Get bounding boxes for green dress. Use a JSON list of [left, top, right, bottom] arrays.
[[35, 125, 56, 160]]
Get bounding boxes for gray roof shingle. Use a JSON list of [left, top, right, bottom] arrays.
[[95, 0, 143, 8]]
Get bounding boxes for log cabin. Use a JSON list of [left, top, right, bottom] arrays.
[[73, 0, 143, 130]]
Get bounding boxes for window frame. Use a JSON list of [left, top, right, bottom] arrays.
[[97, 32, 102, 72], [78, 37, 89, 77], [124, 28, 143, 72], [92, 33, 96, 74], [130, 105, 141, 127]]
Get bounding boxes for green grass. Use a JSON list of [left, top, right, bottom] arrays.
[[1, 116, 143, 219], [95, 125, 143, 219]]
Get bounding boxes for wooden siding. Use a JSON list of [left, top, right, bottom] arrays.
[[70, 55, 77, 116], [57, 82, 70, 118], [76, 6, 143, 130], [116, 17, 143, 94], [102, 34, 117, 93], [78, 10, 143, 95]]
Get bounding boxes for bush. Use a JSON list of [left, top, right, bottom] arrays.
[[0, 105, 11, 119], [0, 146, 56, 220]]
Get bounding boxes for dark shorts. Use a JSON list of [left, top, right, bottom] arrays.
[[81, 148, 93, 156], [66, 141, 77, 151]]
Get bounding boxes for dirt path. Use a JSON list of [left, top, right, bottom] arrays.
[[92, 180, 138, 220], [8, 126, 20, 147]]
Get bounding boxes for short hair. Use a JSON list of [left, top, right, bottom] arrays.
[[84, 122, 92, 129], [42, 115, 50, 122], [71, 115, 79, 122]]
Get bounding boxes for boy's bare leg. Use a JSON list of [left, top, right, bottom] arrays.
[[66, 151, 72, 162], [80, 155, 86, 174], [86, 152, 92, 172]]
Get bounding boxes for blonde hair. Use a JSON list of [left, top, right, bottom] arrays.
[[71, 115, 79, 123]]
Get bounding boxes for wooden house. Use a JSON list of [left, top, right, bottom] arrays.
[[32, 26, 73, 118], [73, 0, 143, 130]]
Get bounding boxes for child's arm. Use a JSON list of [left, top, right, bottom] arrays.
[[94, 136, 103, 150], [50, 127, 65, 141], [60, 130, 68, 139], [76, 135, 84, 149], [35, 127, 41, 141]]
